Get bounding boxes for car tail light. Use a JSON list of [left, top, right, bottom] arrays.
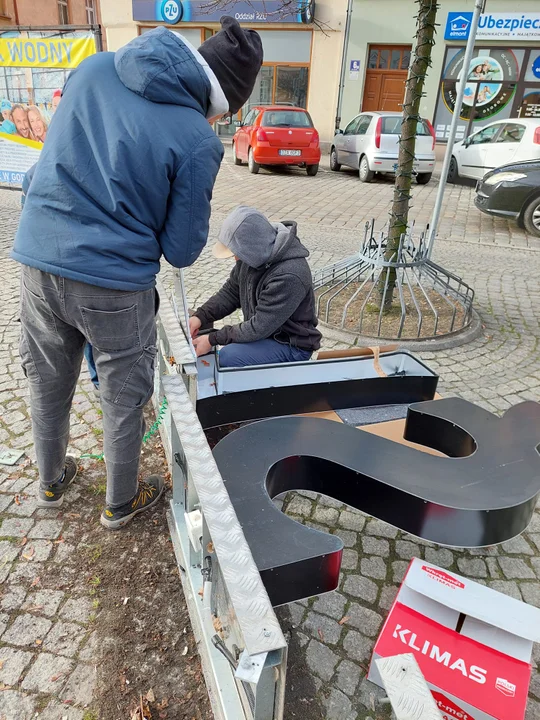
[[534, 127, 540, 144], [256, 128, 268, 142], [374, 117, 383, 149], [426, 120, 436, 150], [311, 130, 320, 144]]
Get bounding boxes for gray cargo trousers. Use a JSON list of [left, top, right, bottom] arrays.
[[19, 266, 158, 507]]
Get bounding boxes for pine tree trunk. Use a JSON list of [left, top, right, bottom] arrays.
[[379, 0, 439, 309]]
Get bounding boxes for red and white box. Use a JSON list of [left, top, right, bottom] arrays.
[[368, 558, 540, 719]]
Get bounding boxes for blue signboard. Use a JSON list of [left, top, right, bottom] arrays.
[[445, 12, 473, 40], [132, 0, 316, 24]]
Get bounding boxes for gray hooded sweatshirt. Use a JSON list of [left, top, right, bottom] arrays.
[[195, 207, 322, 352]]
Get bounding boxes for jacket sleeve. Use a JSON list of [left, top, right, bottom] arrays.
[[209, 273, 307, 346], [194, 265, 241, 325], [158, 135, 224, 269]]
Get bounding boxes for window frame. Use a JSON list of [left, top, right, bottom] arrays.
[[495, 122, 526, 144], [58, 0, 70, 25], [85, 0, 96, 25]]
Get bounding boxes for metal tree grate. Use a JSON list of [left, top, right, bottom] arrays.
[[314, 221, 474, 341]]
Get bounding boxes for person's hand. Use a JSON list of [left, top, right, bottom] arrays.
[[189, 316, 202, 339], [193, 334, 212, 357]]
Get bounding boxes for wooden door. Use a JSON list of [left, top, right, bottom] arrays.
[[362, 45, 411, 113]]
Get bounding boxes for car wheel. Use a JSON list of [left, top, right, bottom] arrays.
[[306, 164, 319, 177], [232, 142, 242, 166], [416, 172, 432, 185], [522, 196, 540, 238], [359, 155, 374, 183], [330, 147, 341, 172], [248, 148, 260, 175], [447, 156, 459, 184]]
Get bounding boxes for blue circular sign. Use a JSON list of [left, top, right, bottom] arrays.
[[532, 55, 540, 80], [161, 0, 182, 24]]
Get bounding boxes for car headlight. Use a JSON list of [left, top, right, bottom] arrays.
[[483, 172, 527, 185]]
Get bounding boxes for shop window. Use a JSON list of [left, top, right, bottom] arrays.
[[58, 0, 69, 25], [275, 66, 308, 108], [495, 123, 525, 143]]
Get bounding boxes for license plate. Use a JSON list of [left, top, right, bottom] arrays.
[[393, 163, 419, 171], [279, 149, 301, 156]]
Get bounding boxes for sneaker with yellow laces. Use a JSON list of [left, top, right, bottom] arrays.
[[100, 476, 164, 530]]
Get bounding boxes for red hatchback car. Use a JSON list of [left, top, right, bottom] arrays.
[[232, 105, 321, 176]]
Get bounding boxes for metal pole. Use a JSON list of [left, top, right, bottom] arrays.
[[427, 0, 485, 258], [335, 0, 354, 130]]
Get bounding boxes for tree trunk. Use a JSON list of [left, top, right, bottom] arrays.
[[379, 0, 439, 309]]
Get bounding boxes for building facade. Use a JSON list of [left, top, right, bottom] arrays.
[[0, 0, 101, 28], [101, 0, 348, 143], [340, 1, 540, 141]]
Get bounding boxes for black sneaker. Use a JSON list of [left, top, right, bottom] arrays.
[[100, 476, 164, 530], [37, 456, 79, 508]]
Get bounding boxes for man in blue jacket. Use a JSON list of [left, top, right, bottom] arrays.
[[12, 19, 263, 530]]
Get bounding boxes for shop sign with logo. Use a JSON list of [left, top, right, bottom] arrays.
[[445, 12, 540, 41], [132, 0, 316, 24]]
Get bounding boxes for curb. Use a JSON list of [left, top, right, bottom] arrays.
[[320, 308, 484, 352]]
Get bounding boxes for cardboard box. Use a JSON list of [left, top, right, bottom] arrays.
[[368, 558, 540, 719]]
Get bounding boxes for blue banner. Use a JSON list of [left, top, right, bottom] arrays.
[[132, 0, 315, 24]]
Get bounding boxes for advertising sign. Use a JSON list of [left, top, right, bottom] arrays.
[[132, 0, 316, 24], [0, 31, 97, 187], [445, 12, 540, 41]]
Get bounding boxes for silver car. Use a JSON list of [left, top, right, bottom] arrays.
[[330, 111, 436, 184]]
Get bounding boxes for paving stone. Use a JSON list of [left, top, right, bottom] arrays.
[[78, 630, 98, 662], [44, 621, 87, 657], [0, 646, 33, 685], [6, 494, 38, 517], [305, 639, 339, 681], [325, 687, 354, 720], [0, 584, 26, 611], [60, 597, 93, 624], [392, 560, 410, 583], [521, 583, 540, 608], [424, 547, 455, 568], [54, 541, 76, 563], [365, 518, 398, 539], [21, 652, 73, 692], [0, 611, 8, 636], [457, 558, 488, 578], [312, 592, 347, 620], [42, 703, 85, 720], [22, 589, 65, 617], [2, 613, 52, 646], [498, 557, 536, 579], [8, 560, 44, 584], [0, 690, 36, 720], [0, 516, 34, 538], [395, 540, 421, 561], [486, 556, 501, 579], [379, 584, 399, 611], [361, 556, 387, 580], [346, 604, 383, 637], [286, 495, 312, 517], [343, 575, 379, 603], [339, 510, 366, 532], [27, 519, 63, 539], [342, 629, 372, 663], [313, 505, 339, 525], [501, 535, 534, 554], [333, 528, 357, 548], [341, 549, 358, 570], [0, 539, 22, 564], [0, 493, 13, 512], [61, 662, 97, 706], [361, 537, 389, 557], [302, 611, 343, 645], [489, 580, 522, 601], [287, 602, 306, 627], [530, 557, 540, 580], [335, 659, 361, 696], [21, 538, 53, 562]]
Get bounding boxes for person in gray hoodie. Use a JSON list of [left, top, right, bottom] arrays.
[[190, 207, 322, 367]]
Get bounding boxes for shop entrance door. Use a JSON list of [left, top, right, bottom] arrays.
[[362, 45, 411, 112]]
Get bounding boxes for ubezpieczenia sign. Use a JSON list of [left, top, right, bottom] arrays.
[[445, 12, 540, 41]]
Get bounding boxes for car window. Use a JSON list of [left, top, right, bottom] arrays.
[[356, 116, 372, 135], [381, 117, 430, 135], [262, 111, 312, 128], [495, 123, 526, 143], [242, 109, 257, 127], [469, 125, 501, 145], [344, 117, 360, 135]]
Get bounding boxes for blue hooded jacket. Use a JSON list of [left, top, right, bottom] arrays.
[[12, 29, 224, 291]]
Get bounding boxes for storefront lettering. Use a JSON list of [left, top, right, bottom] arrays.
[[478, 14, 540, 32]]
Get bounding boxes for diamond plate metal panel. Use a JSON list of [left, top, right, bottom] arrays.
[[162, 374, 286, 657], [156, 278, 196, 365], [376, 654, 442, 720]]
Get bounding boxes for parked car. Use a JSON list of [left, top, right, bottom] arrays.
[[330, 111, 436, 184], [232, 105, 321, 176], [474, 160, 540, 237], [448, 118, 540, 183]]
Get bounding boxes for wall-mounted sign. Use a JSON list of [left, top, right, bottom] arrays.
[[132, 0, 316, 24], [349, 59, 360, 80], [445, 12, 540, 41]]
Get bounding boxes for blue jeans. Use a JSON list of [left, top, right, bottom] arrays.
[[218, 339, 312, 368], [84, 343, 99, 388]]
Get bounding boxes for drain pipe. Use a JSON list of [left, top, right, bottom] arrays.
[[427, 0, 486, 258], [335, 0, 354, 130]]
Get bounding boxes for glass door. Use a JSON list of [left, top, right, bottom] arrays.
[[275, 66, 309, 108]]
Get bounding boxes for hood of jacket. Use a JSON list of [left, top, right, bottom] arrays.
[[114, 27, 211, 115], [218, 206, 309, 269]]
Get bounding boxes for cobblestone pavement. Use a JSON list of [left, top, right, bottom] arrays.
[[1, 153, 540, 720]]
